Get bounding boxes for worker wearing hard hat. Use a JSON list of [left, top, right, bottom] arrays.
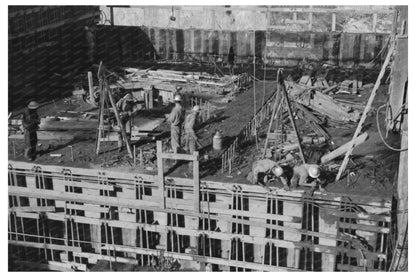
[[184, 105, 201, 154], [22, 101, 41, 161], [290, 163, 324, 191], [166, 94, 185, 153], [116, 93, 135, 152], [249, 159, 290, 190]]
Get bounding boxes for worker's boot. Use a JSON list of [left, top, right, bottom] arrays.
[[318, 184, 326, 193]]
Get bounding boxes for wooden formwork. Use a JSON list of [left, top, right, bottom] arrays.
[[8, 160, 392, 272]]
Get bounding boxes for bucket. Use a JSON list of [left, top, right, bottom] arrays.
[[213, 131, 223, 151]]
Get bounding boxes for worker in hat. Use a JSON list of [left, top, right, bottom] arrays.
[[166, 94, 185, 153], [116, 93, 135, 152], [184, 105, 201, 154], [249, 159, 289, 190], [22, 101, 41, 161], [290, 163, 324, 191]]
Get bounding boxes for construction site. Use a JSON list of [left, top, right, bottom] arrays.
[[7, 5, 408, 272]]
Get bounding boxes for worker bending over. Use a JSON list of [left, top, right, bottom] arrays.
[[249, 159, 289, 190], [167, 94, 185, 153], [290, 163, 325, 191], [22, 101, 40, 161], [184, 105, 201, 154], [116, 93, 135, 152]]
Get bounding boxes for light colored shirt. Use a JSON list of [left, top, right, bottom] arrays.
[[168, 104, 185, 126], [185, 112, 198, 137]]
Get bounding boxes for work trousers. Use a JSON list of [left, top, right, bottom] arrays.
[[184, 133, 197, 154], [170, 125, 181, 153], [117, 119, 131, 149], [24, 129, 37, 160]]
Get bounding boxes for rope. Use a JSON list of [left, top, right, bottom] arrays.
[[376, 104, 408, 152]]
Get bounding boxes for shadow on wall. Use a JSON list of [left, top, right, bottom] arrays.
[[95, 25, 158, 67], [9, 19, 99, 112]]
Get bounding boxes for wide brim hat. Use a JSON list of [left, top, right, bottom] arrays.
[[28, 101, 40, 109]]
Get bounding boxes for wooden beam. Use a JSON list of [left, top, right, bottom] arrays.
[[8, 131, 75, 140], [9, 240, 81, 252], [336, 43, 394, 181], [159, 151, 198, 161], [88, 71, 94, 103], [332, 13, 336, 32], [279, 69, 306, 164], [9, 206, 56, 213], [320, 132, 369, 164]]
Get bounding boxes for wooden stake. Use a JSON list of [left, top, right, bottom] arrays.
[[12, 142, 16, 158], [336, 43, 394, 181], [88, 71, 94, 103], [69, 146, 74, 162], [133, 145, 137, 166], [139, 148, 144, 167]]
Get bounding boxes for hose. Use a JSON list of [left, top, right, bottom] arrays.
[[376, 104, 408, 152]]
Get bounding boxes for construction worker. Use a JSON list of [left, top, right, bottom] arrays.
[[84, 26, 96, 67], [22, 101, 40, 161], [290, 163, 324, 191], [116, 93, 135, 152], [228, 46, 235, 75], [167, 94, 185, 153], [249, 159, 289, 190], [184, 105, 200, 154]]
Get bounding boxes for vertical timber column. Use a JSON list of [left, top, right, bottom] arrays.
[[250, 197, 266, 264], [318, 196, 340, 271], [118, 184, 137, 259], [25, 175, 38, 207], [283, 193, 303, 269], [155, 141, 167, 250], [82, 174, 106, 255], [217, 192, 232, 271]]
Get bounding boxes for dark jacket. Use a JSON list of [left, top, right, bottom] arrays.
[[22, 109, 40, 132]]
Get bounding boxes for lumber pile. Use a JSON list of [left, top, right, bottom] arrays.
[[286, 81, 361, 122], [118, 68, 249, 99]]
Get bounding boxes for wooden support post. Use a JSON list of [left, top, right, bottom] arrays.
[[88, 71, 94, 102], [95, 68, 106, 155], [279, 69, 306, 164], [69, 146, 74, 162], [336, 43, 394, 181], [372, 13, 378, 33], [133, 145, 136, 166], [331, 13, 336, 32], [139, 148, 143, 167], [156, 141, 166, 209], [193, 151, 200, 213], [308, 12, 313, 31]]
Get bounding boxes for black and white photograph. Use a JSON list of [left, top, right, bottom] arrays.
[[5, 2, 410, 272]]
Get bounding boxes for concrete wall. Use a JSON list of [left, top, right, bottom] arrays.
[[95, 25, 390, 68], [97, 6, 394, 67], [100, 6, 394, 33]]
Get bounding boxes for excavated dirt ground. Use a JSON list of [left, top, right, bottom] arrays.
[[8, 62, 400, 199]]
